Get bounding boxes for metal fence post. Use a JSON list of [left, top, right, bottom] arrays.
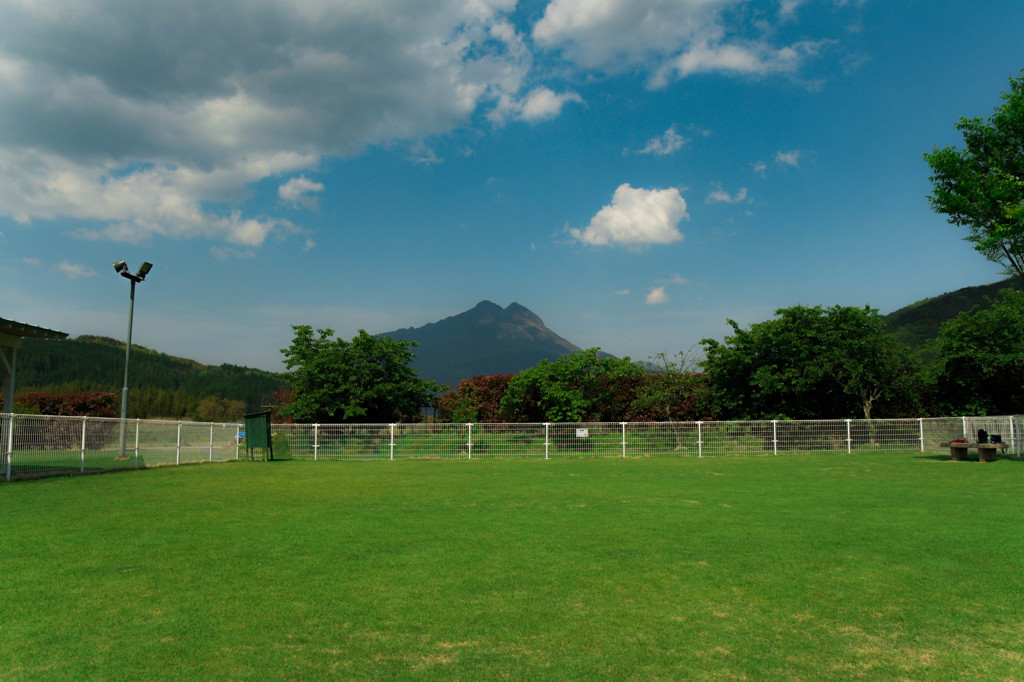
[[845, 419, 852, 454], [1014, 416, 1020, 458], [176, 421, 182, 466], [81, 416, 87, 473], [4, 413, 12, 481], [918, 418, 925, 452], [697, 421, 703, 458], [544, 422, 550, 460], [961, 416, 967, 439], [772, 420, 778, 456], [467, 423, 473, 460], [208, 423, 214, 462], [313, 423, 319, 460], [621, 422, 627, 458], [135, 419, 141, 468], [390, 424, 395, 461]]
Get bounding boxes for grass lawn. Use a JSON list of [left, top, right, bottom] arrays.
[[1, 453, 1022, 679]]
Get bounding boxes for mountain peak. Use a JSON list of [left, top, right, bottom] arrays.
[[380, 302, 582, 386], [503, 301, 544, 328]]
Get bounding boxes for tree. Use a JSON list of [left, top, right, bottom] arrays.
[[701, 305, 922, 420], [500, 348, 644, 422], [924, 70, 1024, 285], [195, 396, 247, 423], [279, 326, 442, 423], [9, 391, 118, 417], [628, 351, 718, 422], [434, 374, 514, 423], [935, 288, 1024, 415]]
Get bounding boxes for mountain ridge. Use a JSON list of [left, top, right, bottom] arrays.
[[381, 301, 583, 387], [883, 277, 1020, 363], [13, 335, 287, 414], [13, 279, 1018, 410]]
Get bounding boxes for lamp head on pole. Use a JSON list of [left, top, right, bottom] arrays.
[[113, 260, 153, 283]]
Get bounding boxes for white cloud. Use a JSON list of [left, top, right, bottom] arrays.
[[569, 183, 688, 249], [279, 176, 325, 211], [22, 257, 41, 267], [752, 161, 768, 177], [0, 0, 539, 245], [490, 86, 583, 124], [303, 239, 316, 252], [638, 125, 689, 156], [534, 0, 834, 88], [646, 286, 670, 305], [520, 87, 583, 122], [615, 289, 631, 295], [775, 149, 802, 167], [706, 185, 749, 204], [0, 0, 842, 248], [57, 261, 96, 279], [534, 0, 733, 71], [652, 39, 827, 86], [779, 0, 807, 19], [669, 274, 689, 285], [0, 148, 310, 246]]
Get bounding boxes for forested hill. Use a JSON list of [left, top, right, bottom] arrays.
[[15, 335, 287, 415], [884, 278, 1020, 361]]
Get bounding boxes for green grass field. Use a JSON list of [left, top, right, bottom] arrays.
[[2, 453, 1022, 679]]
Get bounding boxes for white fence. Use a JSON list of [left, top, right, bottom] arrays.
[[2, 413, 1019, 481], [1, 413, 240, 481], [270, 416, 1021, 461]]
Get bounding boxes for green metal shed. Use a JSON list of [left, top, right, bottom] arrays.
[[243, 411, 274, 461]]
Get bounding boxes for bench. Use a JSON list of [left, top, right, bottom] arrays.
[[940, 441, 1008, 462]]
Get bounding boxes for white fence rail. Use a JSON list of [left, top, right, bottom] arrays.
[[271, 417, 1020, 461], [1, 413, 240, 480], [2, 413, 1019, 481]]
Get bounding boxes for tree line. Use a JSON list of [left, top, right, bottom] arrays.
[[5, 388, 249, 422], [275, 292, 1024, 425], [16, 292, 1021, 423], [12, 335, 286, 419]]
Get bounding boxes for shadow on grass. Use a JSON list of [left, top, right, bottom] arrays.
[[10, 464, 141, 481], [4, 457, 257, 481], [914, 453, 1024, 463]]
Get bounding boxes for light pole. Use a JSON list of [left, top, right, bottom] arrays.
[[113, 260, 153, 461]]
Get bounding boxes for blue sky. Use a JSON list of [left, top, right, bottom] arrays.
[[2, 0, 1022, 374]]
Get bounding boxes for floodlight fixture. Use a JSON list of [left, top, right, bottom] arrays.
[[113, 258, 153, 463], [113, 259, 153, 283]]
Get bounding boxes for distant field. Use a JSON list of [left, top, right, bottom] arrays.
[[2, 454, 1022, 679]]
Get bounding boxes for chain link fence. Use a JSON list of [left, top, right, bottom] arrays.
[[3, 413, 1020, 481]]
